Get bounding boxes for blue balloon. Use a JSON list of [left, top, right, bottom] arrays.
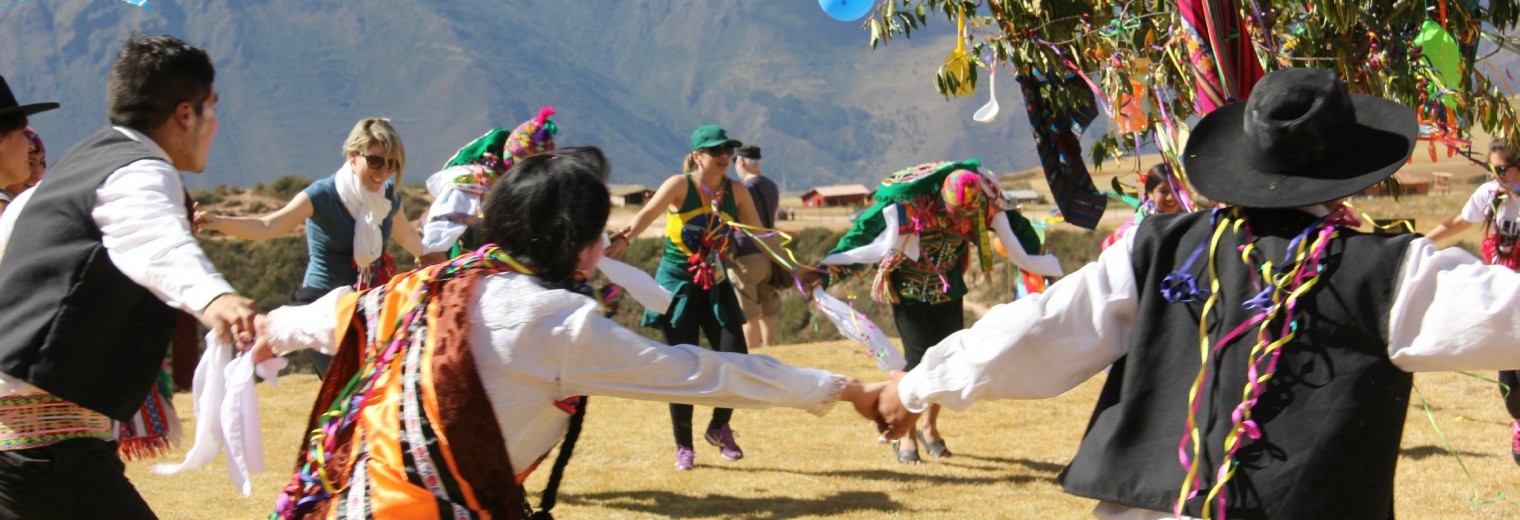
[[819, 0, 875, 22]]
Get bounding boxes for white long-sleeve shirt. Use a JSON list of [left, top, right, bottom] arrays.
[[898, 211, 1520, 520], [265, 273, 845, 476], [0, 126, 237, 395]]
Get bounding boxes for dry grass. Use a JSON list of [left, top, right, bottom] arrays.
[[125, 339, 1520, 519]]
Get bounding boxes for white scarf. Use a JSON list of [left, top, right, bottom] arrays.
[[335, 162, 392, 284]]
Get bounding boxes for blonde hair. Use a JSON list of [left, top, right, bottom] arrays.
[[682, 153, 698, 174], [343, 117, 406, 184]]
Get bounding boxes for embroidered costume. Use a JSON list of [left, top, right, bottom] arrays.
[[819, 159, 1060, 306], [422, 107, 557, 258]]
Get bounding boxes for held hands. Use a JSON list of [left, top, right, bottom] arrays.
[[247, 314, 277, 366], [201, 293, 261, 350], [875, 371, 920, 441], [839, 377, 888, 432], [191, 205, 219, 234]]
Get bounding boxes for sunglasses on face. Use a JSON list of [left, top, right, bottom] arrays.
[[701, 146, 735, 157], [360, 154, 397, 170]]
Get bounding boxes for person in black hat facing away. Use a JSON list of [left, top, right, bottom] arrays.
[[870, 67, 1520, 519], [0, 36, 260, 519], [0, 76, 55, 214]]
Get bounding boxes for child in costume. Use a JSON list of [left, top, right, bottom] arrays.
[[872, 68, 1520, 519], [420, 107, 557, 264], [253, 147, 883, 519], [816, 159, 1062, 463], [1425, 139, 1520, 464]]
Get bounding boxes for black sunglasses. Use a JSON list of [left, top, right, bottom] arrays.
[[360, 154, 397, 170], [700, 146, 735, 156]]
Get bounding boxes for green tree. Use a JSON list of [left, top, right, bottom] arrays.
[[868, 0, 1520, 176]]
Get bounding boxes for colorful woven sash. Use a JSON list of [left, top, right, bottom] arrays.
[[0, 392, 113, 451]]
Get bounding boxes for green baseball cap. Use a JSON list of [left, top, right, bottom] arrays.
[[690, 124, 742, 151]]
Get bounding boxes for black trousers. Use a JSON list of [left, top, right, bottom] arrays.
[[892, 297, 965, 372], [1501, 370, 1520, 419], [292, 286, 335, 378], [661, 287, 749, 447], [0, 438, 156, 519]]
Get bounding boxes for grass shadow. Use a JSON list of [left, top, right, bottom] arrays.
[[1401, 444, 1494, 461], [562, 490, 903, 519], [703, 463, 1030, 486], [954, 453, 1069, 475]]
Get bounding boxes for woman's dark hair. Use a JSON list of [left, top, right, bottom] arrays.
[[481, 146, 611, 287], [1143, 163, 1172, 193], [107, 35, 216, 131]]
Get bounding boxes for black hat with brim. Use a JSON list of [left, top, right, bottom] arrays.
[[1183, 68, 1417, 208], [0, 75, 59, 120]]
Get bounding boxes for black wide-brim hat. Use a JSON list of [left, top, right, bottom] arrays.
[[0, 75, 60, 120], [1184, 68, 1417, 208]]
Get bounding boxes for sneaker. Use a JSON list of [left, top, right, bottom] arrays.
[[1511, 422, 1520, 466], [675, 445, 695, 471], [704, 424, 744, 461]]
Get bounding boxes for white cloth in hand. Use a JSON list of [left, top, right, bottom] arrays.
[[153, 333, 288, 496]]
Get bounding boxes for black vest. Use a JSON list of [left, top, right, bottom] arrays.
[[1059, 208, 1416, 520], [0, 127, 182, 421]]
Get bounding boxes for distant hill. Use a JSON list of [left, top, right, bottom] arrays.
[[0, 0, 1058, 192]]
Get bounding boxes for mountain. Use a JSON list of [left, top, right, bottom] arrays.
[[0, 0, 1056, 192]]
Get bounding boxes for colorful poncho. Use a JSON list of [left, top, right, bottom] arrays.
[[274, 249, 537, 519]]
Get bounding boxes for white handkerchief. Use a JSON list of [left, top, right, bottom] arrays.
[[154, 334, 287, 497], [812, 288, 906, 371]]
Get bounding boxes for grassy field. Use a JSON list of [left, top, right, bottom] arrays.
[[128, 339, 1520, 519]]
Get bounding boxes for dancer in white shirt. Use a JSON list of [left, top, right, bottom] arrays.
[[253, 146, 883, 519], [874, 68, 1520, 519], [0, 35, 259, 520]]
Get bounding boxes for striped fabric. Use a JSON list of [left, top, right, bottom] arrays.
[[1178, 0, 1265, 114], [0, 393, 113, 450], [1017, 74, 1107, 229]]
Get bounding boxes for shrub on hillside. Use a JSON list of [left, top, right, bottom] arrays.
[[257, 175, 313, 200], [191, 189, 224, 206]]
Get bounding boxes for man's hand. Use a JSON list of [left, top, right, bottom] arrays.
[[838, 377, 888, 432], [876, 371, 920, 441], [201, 293, 260, 349]]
